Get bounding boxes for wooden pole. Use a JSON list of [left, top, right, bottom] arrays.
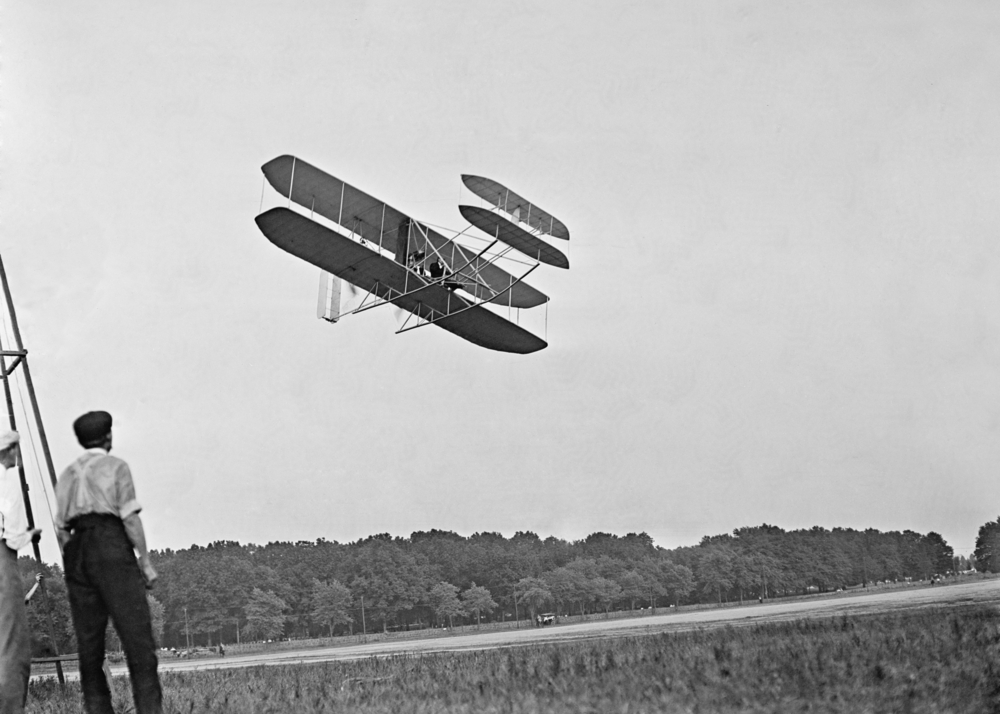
[[0, 256, 58, 490], [0, 255, 64, 683]]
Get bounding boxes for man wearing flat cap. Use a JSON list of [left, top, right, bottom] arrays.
[[56, 411, 162, 714], [0, 431, 41, 714]]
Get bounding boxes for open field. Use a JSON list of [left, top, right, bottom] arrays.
[[148, 577, 1000, 675], [27, 594, 1000, 713]]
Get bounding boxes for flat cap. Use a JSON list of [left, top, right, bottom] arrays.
[[73, 411, 112, 446], [0, 431, 19, 451]]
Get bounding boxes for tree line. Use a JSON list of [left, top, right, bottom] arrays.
[[972, 516, 1000, 574], [19, 524, 956, 653]]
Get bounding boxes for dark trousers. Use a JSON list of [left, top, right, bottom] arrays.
[[64, 514, 161, 714], [0, 545, 30, 714]]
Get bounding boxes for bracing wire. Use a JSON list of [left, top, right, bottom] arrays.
[[420, 220, 538, 268], [14, 374, 56, 530]]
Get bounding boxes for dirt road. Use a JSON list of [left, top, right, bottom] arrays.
[[147, 577, 1000, 676]]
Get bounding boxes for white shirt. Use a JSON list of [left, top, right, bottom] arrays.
[[55, 448, 142, 531], [0, 465, 31, 551]]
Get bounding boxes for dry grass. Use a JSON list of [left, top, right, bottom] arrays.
[[27, 605, 1000, 713]]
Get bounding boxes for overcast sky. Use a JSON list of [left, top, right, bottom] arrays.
[[2, 2, 998, 565]]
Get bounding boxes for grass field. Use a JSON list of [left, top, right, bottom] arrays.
[[26, 605, 1000, 713]]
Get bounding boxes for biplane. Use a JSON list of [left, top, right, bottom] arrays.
[[254, 155, 570, 354]]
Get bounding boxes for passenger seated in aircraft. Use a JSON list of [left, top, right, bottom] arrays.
[[409, 250, 427, 275], [429, 259, 445, 279]]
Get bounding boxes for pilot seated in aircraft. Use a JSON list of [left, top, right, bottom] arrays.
[[429, 260, 461, 290], [408, 250, 427, 276]]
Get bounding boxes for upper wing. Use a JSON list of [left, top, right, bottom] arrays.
[[462, 174, 570, 241], [460, 206, 569, 269], [255, 207, 547, 354], [261, 156, 548, 309]]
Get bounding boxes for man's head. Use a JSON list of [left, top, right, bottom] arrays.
[[73, 411, 113, 451], [0, 431, 19, 468]]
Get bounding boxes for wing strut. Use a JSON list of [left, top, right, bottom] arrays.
[[347, 239, 500, 317], [395, 262, 541, 335]]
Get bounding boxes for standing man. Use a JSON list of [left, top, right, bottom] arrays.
[[0, 431, 41, 714], [56, 411, 162, 714]]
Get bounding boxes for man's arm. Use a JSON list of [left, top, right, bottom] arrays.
[[122, 513, 157, 587], [56, 527, 71, 552], [24, 573, 42, 605], [115, 460, 156, 587], [54, 468, 74, 553]]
